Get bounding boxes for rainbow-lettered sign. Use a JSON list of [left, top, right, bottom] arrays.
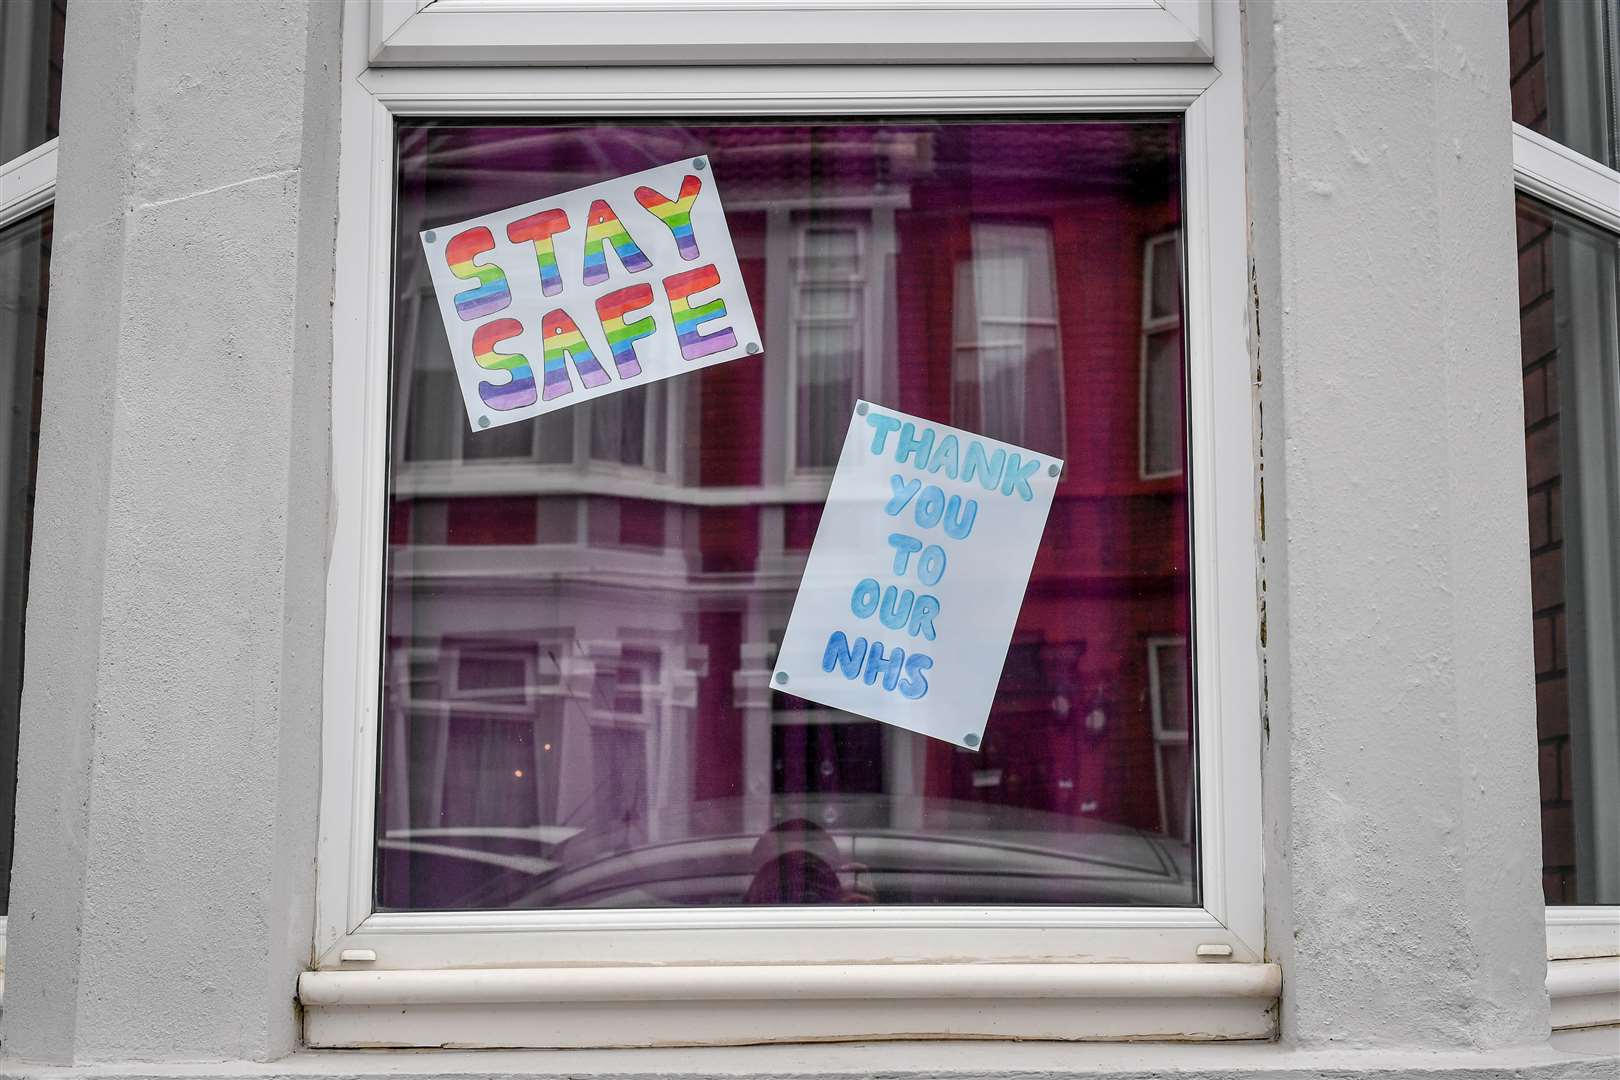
[[772, 402, 1062, 749], [422, 157, 761, 431]]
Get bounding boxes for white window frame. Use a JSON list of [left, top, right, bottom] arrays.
[[307, 0, 1268, 1048], [1139, 230, 1185, 480], [365, 0, 1215, 67], [0, 129, 59, 997], [1511, 122, 1620, 1032]]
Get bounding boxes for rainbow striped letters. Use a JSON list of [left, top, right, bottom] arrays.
[[663, 264, 736, 360], [539, 308, 610, 400], [445, 226, 511, 321], [635, 175, 703, 261], [472, 318, 536, 411], [506, 208, 570, 296], [595, 285, 657, 379], [581, 199, 652, 286], [422, 157, 761, 431]]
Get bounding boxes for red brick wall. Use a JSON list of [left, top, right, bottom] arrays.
[[1517, 202, 1576, 903], [1508, 0, 1548, 136]]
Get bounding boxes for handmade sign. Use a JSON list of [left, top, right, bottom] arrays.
[[772, 402, 1062, 750], [421, 156, 761, 431]]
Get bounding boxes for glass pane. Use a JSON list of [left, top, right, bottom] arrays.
[[382, 119, 1194, 911], [0, 0, 65, 164], [1142, 329, 1185, 478], [0, 208, 52, 915], [461, 413, 534, 460], [1508, 0, 1617, 168], [1515, 194, 1620, 905]]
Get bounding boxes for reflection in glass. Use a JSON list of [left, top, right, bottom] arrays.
[[0, 209, 52, 914], [951, 222, 1064, 458], [1516, 195, 1620, 905], [1140, 233, 1185, 479], [381, 120, 1194, 911], [0, 0, 65, 164], [1508, 0, 1617, 168]]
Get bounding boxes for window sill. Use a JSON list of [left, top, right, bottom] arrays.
[[1548, 956, 1620, 1032], [299, 961, 1280, 1048]]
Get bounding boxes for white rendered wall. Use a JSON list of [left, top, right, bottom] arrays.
[[1246, 0, 1554, 1052], [0, 0, 340, 1064]]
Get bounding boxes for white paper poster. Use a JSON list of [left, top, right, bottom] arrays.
[[421, 156, 761, 431], [772, 402, 1063, 750]]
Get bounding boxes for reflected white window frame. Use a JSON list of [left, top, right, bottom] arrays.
[[391, 270, 679, 496], [311, 0, 1266, 1048], [950, 220, 1067, 458], [0, 131, 57, 991], [1146, 634, 1191, 844], [1512, 121, 1620, 1029], [787, 218, 872, 477], [1139, 230, 1185, 480]]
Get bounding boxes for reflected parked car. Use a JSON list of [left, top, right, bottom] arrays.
[[377, 795, 1195, 910]]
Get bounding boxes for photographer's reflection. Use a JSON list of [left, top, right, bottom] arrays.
[[742, 819, 872, 904]]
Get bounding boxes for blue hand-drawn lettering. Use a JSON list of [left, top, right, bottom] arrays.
[[908, 594, 940, 640], [927, 434, 960, 480], [899, 652, 933, 699], [1001, 452, 1039, 501], [885, 474, 921, 516], [863, 640, 905, 691], [914, 484, 945, 528], [895, 422, 934, 469], [888, 533, 922, 575], [917, 544, 947, 586], [878, 586, 915, 630], [865, 411, 902, 455], [822, 630, 867, 678], [963, 441, 1006, 492], [942, 494, 977, 540], [850, 578, 881, 618]]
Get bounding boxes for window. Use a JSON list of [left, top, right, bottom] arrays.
[[310, 0, 1264, 1048], [792, 222, 869, 472], [1147, 635, 1192, 845], [1515, 198, 1620, 908], [951, 221, 1065, 458], [0, 0, 63, 946], [1140, 232, 1185, 479], [1508, 0, 1620, 1033]]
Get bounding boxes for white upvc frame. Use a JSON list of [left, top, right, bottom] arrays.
[[0, 130, 59, 987], [367, 0, 1215, 67], [308, 0, 1266, 1047], [0, 138, 56, 232], [1512, 121, 1620, 1033]]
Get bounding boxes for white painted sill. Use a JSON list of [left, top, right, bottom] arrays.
[[299, 961, 1281, 1048], [1548, 957, 1620, 1032]]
